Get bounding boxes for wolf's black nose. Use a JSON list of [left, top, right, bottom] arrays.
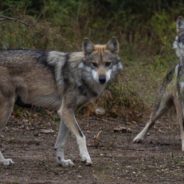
[[99, 75, 106, 84]]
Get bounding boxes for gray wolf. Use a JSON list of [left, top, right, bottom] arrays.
[[133, 17, 184, 151], [0, 38, 123, 166]]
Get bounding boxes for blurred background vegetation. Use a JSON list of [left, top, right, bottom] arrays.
[[0, 0, 183, 121]]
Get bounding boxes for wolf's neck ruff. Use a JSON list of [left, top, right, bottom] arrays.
[[47, 50, 106, 97]]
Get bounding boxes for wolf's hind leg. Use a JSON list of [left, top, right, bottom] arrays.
[[174, 95, 184, 151], [0, 96, 15, 166], [54, 121, 74, 167], [133, 94, 172, 143]]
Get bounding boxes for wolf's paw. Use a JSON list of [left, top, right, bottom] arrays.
[[80, 155, 92, 166], [2, 158, 14, 166], [133, 135, 144, 143], [57, 157, 74, 167]]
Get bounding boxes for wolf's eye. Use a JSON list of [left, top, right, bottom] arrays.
[[91, 62, 98, 67], [105, 62, 111, 67]]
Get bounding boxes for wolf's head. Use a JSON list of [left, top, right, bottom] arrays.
[[80, 37, 123, 85], [173, 16, 184, 60]]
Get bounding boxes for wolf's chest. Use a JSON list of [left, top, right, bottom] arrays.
[[76, 86, 97, 106]]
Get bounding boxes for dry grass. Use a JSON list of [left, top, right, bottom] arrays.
[[0, 15, 178, 122]]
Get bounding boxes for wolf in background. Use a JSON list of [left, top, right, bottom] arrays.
[[0, 37, 122, 166], [133, 17, 184, 151]]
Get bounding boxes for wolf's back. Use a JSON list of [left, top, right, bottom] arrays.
[[0, 50, 48, 66]]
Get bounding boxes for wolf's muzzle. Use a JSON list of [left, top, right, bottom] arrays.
[[99, 75, 106, 84]]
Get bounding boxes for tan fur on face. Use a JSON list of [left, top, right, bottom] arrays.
[[94, 45, 107, 53]]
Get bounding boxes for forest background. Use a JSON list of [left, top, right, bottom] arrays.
[[0, 0, 182, 120]]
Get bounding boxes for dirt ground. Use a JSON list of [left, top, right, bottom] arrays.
[[0, 107, 184, 184]]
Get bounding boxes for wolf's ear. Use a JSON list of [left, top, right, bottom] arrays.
[[106, 37, 119, 53], [82, 38, 94, 55], [176, 16, 184, 33]]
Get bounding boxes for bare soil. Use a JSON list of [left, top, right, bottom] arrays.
[[0, 107, 184, 184]]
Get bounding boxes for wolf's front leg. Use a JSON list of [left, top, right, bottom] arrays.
[[54, 121, 74, 167], [57, 105, 92, 166]]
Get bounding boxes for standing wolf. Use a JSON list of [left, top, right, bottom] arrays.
[[133, 17, 184, 151], [0, 37, 122, 166]]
